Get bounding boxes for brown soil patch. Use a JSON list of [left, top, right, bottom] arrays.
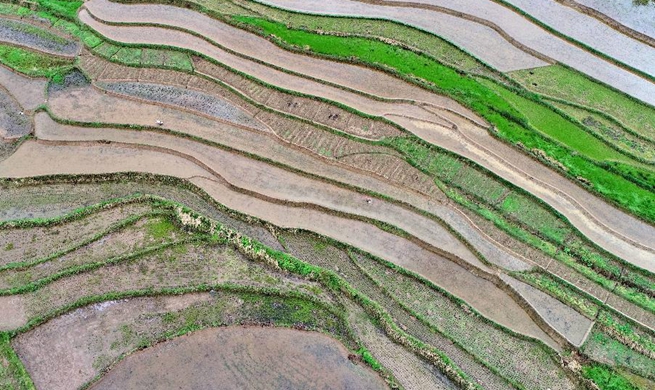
[[0, 140, 212, 180], [0, 295, 26, 330], [91, 326, 387, 390], [12, 294, 214, 390], [0, 66, 46, 110], [502, 275, 594, 347]]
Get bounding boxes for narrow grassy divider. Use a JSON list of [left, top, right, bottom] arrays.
[[0, 236, 198, 296], [0, 332, 35, 390], [0, 211, 164, 271]]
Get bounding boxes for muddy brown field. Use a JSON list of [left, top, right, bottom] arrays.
[[91, 326, 387, 390]]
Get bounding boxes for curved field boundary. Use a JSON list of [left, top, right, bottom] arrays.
[[556, 0, 655, 47], [74, 13, 652, 274], [488, 0, 655, 79], [0, 17, 80, 57], [55, 69, 540, 278], [256, 0, 655, 106], [571, 0, 655, 40], [73, 50, 655, 330], [243, 0, 549, 72], [7, 173, 653, 357], [81, 6, 655, 266], [0, 64, 46, 110], [0, 139, 564, 350], [80, 51, 652, 308], [3, 174, 652, 378], [88, 327, 388, 390], [51, 64, 652, 322], [2, 196, 479, 389]]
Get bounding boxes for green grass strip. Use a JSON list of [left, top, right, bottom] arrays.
[[508, 65, 655, 142], [582, 363, 640, 390], [0, 333, 35, 390], [33, 0, 83, 21], [0, 43, 73, 81], [0, 212, 164, 271]]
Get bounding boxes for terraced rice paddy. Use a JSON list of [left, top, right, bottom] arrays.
[[0, 0, 653, 389]]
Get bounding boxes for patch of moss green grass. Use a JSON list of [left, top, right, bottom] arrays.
[[547, 101, 654, 163], [478, 78, 654, 191], [583, 330, 655, 380], [145, 217, 177, 239], [112, 47, 142, 65], [0, 333, 35, 390], [582, 363, 640, 390], [34, 0, 83, 20], [231, 16, 655, 222], [508, 65, 655, 141], [0, 44, 73, 82], [0, 3, 32, 18]]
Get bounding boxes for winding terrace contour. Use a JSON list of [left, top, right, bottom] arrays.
[[79, 1, 655, 272]]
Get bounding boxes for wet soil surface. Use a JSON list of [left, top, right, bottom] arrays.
[[0, 87, 30, 139], [98, 81, 268, 130], [91, 326, 387, 390]]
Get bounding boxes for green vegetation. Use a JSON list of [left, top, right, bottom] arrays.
[[547, 101, 654, 163], [0, 44, 73, 82], [0, 333, 35, 390], [478, 78, 653, 188], [112, 47, 142, 65], [582, 330, 655, 380], [357, 347, 383, 371], [230, 15, 655, 222], [516, 270, 600, 318], [145, 217, 177, 239], [508, 65, 655, 141], [225, 0, 502, 81], [582, 364, 639, 390], [34, 0, 83, 20]]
